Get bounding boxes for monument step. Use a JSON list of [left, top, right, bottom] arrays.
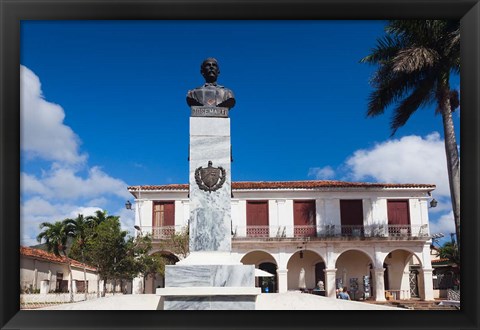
[[156, 286, 261, 296]]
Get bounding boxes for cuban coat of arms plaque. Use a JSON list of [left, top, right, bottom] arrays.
[[194, 161, 226, 192]]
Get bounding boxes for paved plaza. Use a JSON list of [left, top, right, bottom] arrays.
[[36, 292, 402, 310]]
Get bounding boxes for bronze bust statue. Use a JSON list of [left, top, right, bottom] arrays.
[[186, 58, 236, 109]]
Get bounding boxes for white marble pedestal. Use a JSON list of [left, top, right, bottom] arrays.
[[157, 108, 259, 310]]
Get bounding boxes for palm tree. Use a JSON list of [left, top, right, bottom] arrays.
[[63, 214, 95, 300], [37, 220, 75, 302], [437, 241, 460, 267], [86, 209, 120, 227], [361, 20, 460, 252]]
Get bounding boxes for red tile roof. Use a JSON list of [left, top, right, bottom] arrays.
[[128, 180, 435, 192], [20, 246, 97, 272]]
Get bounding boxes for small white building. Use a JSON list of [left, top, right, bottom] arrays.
[[20, 246, 99, 293], [128, 180, 436, 301]]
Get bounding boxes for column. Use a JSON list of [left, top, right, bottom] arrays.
[[401, 271, 411, 299], [324, 268, 337, 298], [276, 200, 286, 237], [72, 280, 77, 294], [277, 269, 288, 293], [373, 268, 386, 301], [33, 260, 38, 290], [422, 268, 435, 301], [132, 275, 144, 294], [40, 280, 50, 294], [189, 116, 231, 252]]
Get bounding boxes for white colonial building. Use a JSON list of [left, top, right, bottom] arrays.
[[128, 180, 436, 302], [20, 246, 98, 293], [20, 246, 131, 295]]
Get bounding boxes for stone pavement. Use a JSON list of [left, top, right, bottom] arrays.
[[36, 292, 403, 310], [255, 292, 402, 310], [36, 294, 162, 310]]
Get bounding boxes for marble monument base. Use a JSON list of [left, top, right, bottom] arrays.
[[156, 264, 260, 310], [176, 251, 242, 265]]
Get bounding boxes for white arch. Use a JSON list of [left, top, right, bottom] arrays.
[[240, 249, 278, 266], [149, 248, 180, 261], [285, 249, 325, 267], [334, 247, 375, 267], [381, 247, 423, 268]]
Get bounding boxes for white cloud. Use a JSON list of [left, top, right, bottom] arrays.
[[20, 173, 50, 196], [308, 166, 335, 179], [429, 211, 456, 236], [20, 197, 104, 246], [21, 166, 130, 200], [345, 132, 450, 197], [22, 196, 58, 218], [20, 65, 133, 246], [20, 65, 87, 164], [115, 207, 136, 236]]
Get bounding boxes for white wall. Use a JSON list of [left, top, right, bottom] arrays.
[[134, 188, 433, 237], [20, 256, 101, 293]]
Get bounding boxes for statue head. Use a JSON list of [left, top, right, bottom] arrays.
[[200, 58, 220, 83]]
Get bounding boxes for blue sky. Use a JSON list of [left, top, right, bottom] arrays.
[[20, 20, 460, 246]]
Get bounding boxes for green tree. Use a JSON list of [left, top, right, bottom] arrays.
[[158, 226, 189, 259], [84, 210, 120, 295], [361, 20, 460, 252], [64, 214, 96, 300], [86, 209, 119, 227], [84, 216, 128, 296], [36, 220, 75, 302], [126, 234, 163, 293], [438, 240, 460, 267]]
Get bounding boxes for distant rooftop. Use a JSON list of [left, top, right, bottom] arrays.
[[20, 246, 97, 271]]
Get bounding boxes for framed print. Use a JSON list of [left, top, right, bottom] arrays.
[[1, 0, 479, 329]]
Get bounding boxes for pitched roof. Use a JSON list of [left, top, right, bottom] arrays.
[[20, 246, 97, 272], [128, 180, 435, 192]]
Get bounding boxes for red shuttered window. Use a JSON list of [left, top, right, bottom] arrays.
[[246, 201, 269, 237]]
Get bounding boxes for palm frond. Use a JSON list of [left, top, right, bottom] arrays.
[[367, 69, 426, 117], [360, 35, 403, 65], [390, 77, 436, 134], [392, 47, 439, 73]]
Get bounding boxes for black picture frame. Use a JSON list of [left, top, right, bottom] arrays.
[[1, 0, 478, 329]]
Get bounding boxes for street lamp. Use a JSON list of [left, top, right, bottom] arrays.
[[134, 225, 143, 236], [431, 233, 444, 246], [429, 198, 438, 208], [125, 200, 132, 210]]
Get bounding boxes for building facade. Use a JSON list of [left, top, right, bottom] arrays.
[[20, 246, 133, 294], [20, 246, 98, 293], [128, 180, 436, 301]]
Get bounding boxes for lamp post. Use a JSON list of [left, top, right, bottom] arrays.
[[126, 200, 142, 236], [134, 225, 143, 236], [431, 233, 445, 246]]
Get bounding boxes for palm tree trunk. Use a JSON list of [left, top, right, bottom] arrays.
[[66, 257, 74, 303], [81, 249, 88, 300], [439, 84, 461, 258], [96, 272, 100, 298], [102, 277, 107, 297]]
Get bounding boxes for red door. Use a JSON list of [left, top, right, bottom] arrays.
[[153, 201, 175, 237], [293, 200, 316, 237], [387, 200, 410, 236], [246, 201, 269, 237], [340, 200, 364, 236]]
